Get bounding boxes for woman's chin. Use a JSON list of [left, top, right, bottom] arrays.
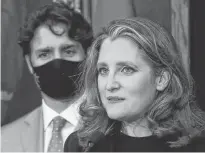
[[107, 112, 124, 121]]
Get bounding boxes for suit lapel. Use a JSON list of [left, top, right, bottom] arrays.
[[21, 106, 44, 152]]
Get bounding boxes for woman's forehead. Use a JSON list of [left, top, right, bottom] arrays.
[[98, 37, 151, 66]]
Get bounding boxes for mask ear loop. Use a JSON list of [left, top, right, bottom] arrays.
[[26, 54, 41, 90], [33, 72, 39, 84]]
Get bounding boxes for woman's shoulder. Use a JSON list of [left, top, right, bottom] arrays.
[[183, 136, 205, 152], [161, 133, 205, 152], [64, 131, 108, 152], [64, 131, 83, 152], [89, 133, 114, 152]]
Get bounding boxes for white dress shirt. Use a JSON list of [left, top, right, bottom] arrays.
[[42, 99, 81, 152]]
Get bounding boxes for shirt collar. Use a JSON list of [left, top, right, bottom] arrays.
[[42, 98, 81, 131]]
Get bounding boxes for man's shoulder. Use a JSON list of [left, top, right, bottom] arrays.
[[1, 113, 28, 151], [1, 106, 42, 136], [2, 116, 25, 134], [1, 106, 43, 152]]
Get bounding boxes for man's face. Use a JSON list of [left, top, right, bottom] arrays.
[[25, 23, 86, 100], [27, 23, 85, 68]]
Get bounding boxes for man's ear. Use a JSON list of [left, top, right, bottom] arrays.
[[156, 70, 170, 91], [25, 55, 34, 74]]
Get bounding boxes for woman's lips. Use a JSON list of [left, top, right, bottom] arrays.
[[106, 96, 125, 103]]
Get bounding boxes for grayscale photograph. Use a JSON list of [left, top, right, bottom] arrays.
[[1, 0, 205, 152]]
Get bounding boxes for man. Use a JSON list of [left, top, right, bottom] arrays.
[[1, 2, 93, 152]]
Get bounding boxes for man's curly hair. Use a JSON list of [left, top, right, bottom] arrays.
[[18, 2, 93, 56]]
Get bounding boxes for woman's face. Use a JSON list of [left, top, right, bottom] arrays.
[[97, 37, 158, 123]]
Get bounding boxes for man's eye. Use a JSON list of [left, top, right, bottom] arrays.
[[98, 67, 109, 76], [121, 66, 135, 74], [64, 50, 76, 56], [38, 52, 49, 59]]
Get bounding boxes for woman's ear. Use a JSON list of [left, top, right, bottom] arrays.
[[156, 70, 170, 91]]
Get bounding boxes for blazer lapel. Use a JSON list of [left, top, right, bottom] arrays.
[[21, 106, 44, 152]]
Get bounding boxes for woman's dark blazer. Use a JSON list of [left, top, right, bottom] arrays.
[[64, 131, 205, 152], [64, 131, 112, 152], [64, 132, 83, 152]]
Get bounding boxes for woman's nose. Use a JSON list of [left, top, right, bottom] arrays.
[[106, 75, 120, 92]]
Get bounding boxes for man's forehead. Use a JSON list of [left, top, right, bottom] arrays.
[[49, 22, 69, 35], [36, 22, 69, 36], [31, 23, 71, 44], [30, 24, 83, 52]]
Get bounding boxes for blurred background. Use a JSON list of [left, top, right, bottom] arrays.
[[1, 0, 205, 126]]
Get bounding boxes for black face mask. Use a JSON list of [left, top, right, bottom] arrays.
[[33, 59, 82, 100]]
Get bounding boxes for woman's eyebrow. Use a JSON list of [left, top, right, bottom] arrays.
[[97, 62, 107, 67], [116, 61, 137, 67]]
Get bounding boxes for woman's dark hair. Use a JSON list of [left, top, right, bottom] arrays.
[[18, 2, 93, 56]]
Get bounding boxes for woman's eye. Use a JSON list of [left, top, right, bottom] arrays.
[[121, 66, 135, 74], [98, 67, 109, 76]]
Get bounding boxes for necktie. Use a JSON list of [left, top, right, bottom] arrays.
[[47, 116, 66, 152]]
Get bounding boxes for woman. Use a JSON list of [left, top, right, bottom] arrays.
[[64, 17, 205, 152]]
